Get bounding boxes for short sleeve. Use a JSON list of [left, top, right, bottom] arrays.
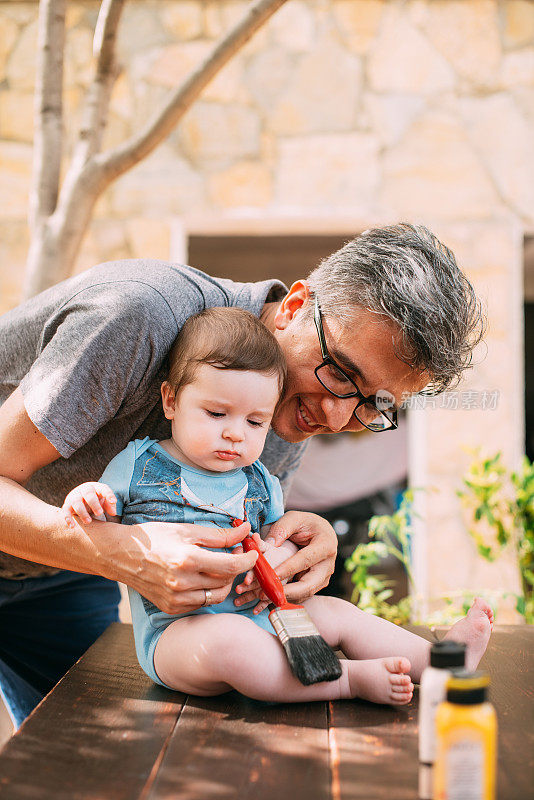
[[99, 440, 139, 516], [259, 431, 308, 502], [19, 284, 176, 457], [254, 461, 285, 527]]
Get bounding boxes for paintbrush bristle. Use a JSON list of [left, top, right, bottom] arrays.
[[269, 606, 342, 685], [283, 636, 343, 685]]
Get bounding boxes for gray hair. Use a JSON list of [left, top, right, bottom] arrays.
[[306, 223, 485, 394]]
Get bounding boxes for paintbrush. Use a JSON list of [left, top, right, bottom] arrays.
[[236, 525, 342, 686]]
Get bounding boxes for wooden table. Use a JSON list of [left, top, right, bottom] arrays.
[[0, 623, 531, 799]]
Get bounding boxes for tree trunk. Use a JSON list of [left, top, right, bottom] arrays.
[[24, 0, 288, 299]]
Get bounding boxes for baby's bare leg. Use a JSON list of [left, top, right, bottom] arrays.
[[302, 595, 430, 683], [302, 595, 492, 682], [153, 613, 412, 704]]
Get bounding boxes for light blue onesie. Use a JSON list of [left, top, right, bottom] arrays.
[[100, 437, 284, 687]]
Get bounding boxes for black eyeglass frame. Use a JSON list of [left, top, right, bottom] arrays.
[[313, 296, 398, 433]]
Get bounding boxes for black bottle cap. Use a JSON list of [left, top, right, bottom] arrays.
[[430, 640, 466, 668], [446, 670, 490, 704]]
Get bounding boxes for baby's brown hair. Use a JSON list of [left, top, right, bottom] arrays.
[[166, 307, 286, 398]]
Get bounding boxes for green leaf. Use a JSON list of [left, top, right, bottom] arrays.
[[516, 595, 526, 616]]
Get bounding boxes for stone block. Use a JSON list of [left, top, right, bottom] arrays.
[[147, 41, 211, 88], [0, 16, 19, 80], [363, 93, 425, 147], [146, 38, 248, 103], [109, 73, 134, 120], [91, 219, 130, 263], [419, 0, 502, 87], [202, 0, 270, 54], [203, 2, 221, 39], [178, 102, 261, 168], [101, 112, 132, 151], [66, 5, 85, 30], [75, 226, 107, 274], [0, 141, 32, 218], [125, 217, 171, 260], [460, 94, 534, 224], [503, 0, 534, 48], [0, 220, 28, 312], [109, 144, 206, 217], [64, 26, 94, 87], [368, 6, 454, 93], [500, 48, 534, 89], [268, 38, 361, 135], [510, 85, 534, 128], [5, 20, 38, 91], [1, 5, 34, 26], [162, 2, 203, 40], [382, 112, 500, 219], [208, 161, 272, 208], [220, 1, 249, 32], [275, 132, 380, 210], [269, 1, 315, 52], [332, 0, 385, 55], [245, 47, 295, 114], [0, 90, 34, 143], [117, 5, 169, 61], [204, 57, 248, 104]]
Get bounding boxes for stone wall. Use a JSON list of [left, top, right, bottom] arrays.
[[1, 0, 533, 615]]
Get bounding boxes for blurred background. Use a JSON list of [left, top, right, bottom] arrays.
[[0, 0, 532, 738]]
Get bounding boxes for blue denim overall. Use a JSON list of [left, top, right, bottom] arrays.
[[121, 443, 278, 686]]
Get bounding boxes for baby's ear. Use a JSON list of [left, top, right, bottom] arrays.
[[161, 381, 176, 419]]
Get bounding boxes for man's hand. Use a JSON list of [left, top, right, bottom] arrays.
[[114, 520, 258, 615], [234, 511, 337, 606]]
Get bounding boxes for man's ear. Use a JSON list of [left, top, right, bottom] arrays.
[[161, 382, 176, 420], [274, 280, 310, 330]]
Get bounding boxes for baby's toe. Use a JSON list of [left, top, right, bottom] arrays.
[[391, 681, 414, 693], [390, 672, 411, 687], [390, 688, 413, 705], [385, 656, 411, 675]]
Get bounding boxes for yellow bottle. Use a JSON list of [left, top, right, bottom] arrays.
[[434, 671, 497, 800]]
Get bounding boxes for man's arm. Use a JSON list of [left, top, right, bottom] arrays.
[[0, 388, 258, 612]]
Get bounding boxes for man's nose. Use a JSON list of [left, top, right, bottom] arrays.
[[320, 395, 358, 433]]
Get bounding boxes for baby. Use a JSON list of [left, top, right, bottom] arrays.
[[63, 307, 493, 705]]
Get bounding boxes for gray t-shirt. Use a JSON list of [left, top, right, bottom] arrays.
[[0, 260, 307, 579]]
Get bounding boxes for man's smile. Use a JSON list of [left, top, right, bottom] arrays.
[[296, 397, 321, 433]]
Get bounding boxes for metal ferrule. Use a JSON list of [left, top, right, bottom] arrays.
[[269, 607, 319, 643]]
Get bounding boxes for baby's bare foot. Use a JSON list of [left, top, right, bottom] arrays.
[[445, 597, 494, 670], [348, 656, 413, 705]]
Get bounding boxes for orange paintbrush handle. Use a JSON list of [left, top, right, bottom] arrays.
[[232, 518, 294, 609], [241, 535, 289, 608]]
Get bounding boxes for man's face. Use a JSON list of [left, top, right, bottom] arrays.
[[271, 283, 428, 443]]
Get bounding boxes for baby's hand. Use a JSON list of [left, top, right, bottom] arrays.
[[62, 482, 117, 527], [232, 531, 266, 556], [236, 537, 299, 615]]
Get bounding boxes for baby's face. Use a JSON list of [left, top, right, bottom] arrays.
[[162, 364, 280, 472]]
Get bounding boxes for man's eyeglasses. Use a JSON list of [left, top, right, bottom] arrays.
[[313, 296, 398, 433]]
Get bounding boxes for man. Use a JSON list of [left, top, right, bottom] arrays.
[[0, 223, 484, 726]]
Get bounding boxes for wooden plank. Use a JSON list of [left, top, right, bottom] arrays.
[[145, 692, 331, 800], [0, 622, 531, 800], [330, 695, 418, 800], [0, 623, 186, 800], [331, 625, 534, 800], [480, 626, 534, 800]]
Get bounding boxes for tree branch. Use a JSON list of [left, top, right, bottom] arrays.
[[25, 0, 288, 297], [30, 0, 65, 227], [72, 0, 125, 170], [98, 0, 288, 182]]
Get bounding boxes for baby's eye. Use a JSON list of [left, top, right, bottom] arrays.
[[247, 419, 264, 427], [206, 410, 225, 418]]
